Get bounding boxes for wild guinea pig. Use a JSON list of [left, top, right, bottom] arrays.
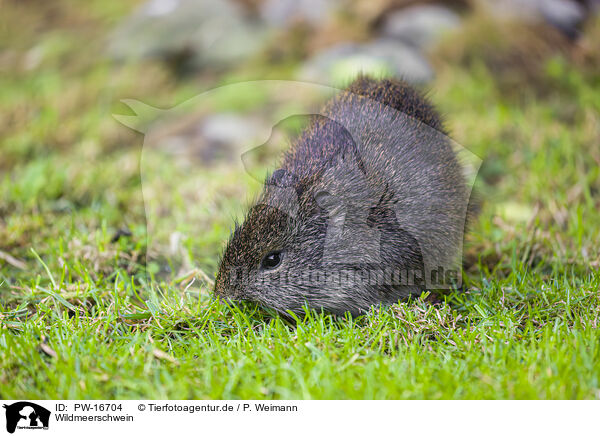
[[214, 76, 472, 317]]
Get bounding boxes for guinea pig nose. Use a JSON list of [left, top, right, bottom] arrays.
[[213, 270, 229, 297]]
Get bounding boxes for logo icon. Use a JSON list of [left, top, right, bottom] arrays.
[[2, 402, 50, 434]]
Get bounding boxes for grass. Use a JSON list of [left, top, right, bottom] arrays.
[[1, 1, 599, 399]]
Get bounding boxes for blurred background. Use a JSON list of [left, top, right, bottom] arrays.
[[1, 0, 599, 288]]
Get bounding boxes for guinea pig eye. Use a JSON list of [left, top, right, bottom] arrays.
[[260, 250, 283, 270]]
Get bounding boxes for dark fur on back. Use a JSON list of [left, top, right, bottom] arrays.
[[345, 76, 444, 131]]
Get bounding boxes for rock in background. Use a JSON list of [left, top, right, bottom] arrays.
[[479, 0, 588, 39], [298, 39, 434, 85], [259, 0, 344, 28], [379, 4, 462, 49], [108, 0, 270, 72]]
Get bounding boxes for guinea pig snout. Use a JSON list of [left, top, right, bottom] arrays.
[[214, 266, 250, 301], [213, 270, 232, 298]]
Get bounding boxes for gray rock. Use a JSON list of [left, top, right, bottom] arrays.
[[380, 4, 461, 49], [108, 0, 270, 70], [299, 39, 434, 85], [539, 0, 586, 38], [481, 0, 587, 39], [260, 0, 342, 27], [201, 113, 265, 154], [147, 112, 267, 163]]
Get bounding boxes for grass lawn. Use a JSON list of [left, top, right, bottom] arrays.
[[1, 1, 599, 399]]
